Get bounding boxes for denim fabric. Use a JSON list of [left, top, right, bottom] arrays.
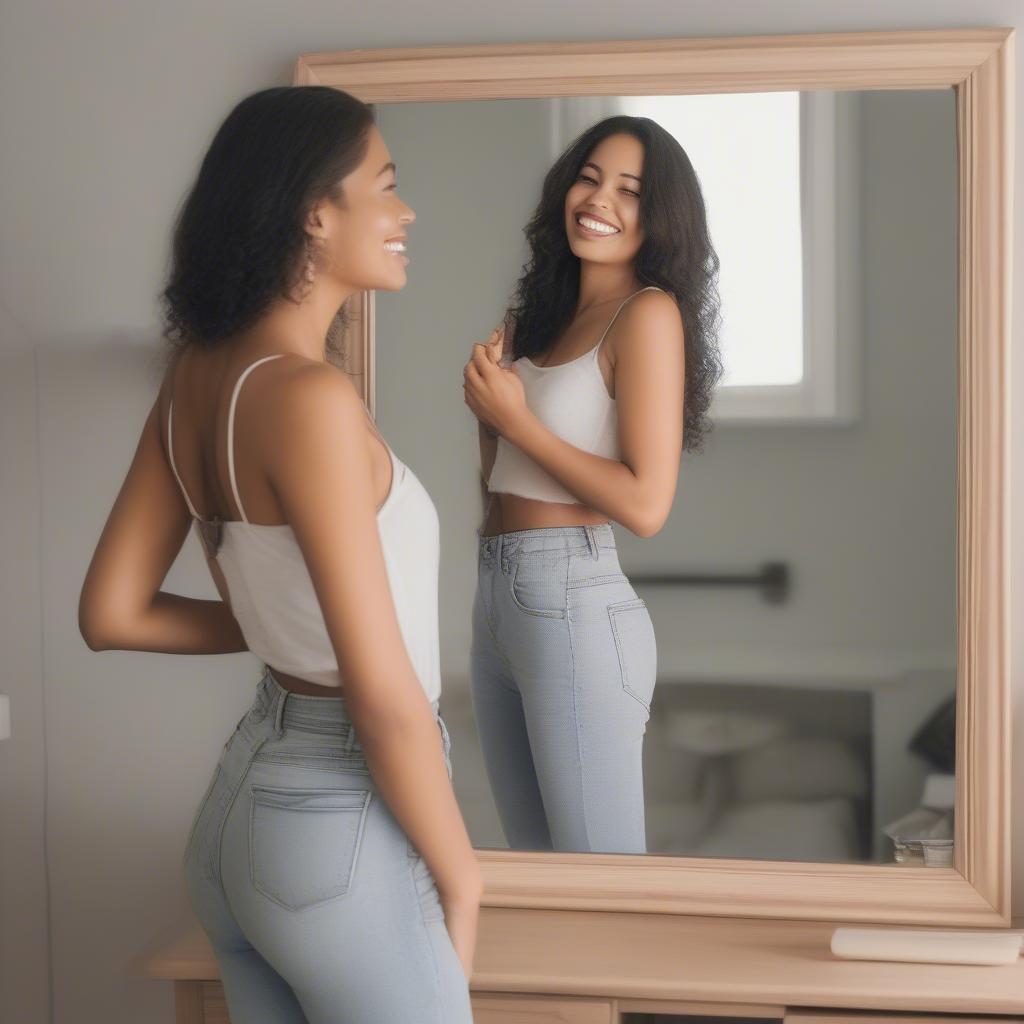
[[470, 523, 657, 854], [182, 667, 473, 1023]]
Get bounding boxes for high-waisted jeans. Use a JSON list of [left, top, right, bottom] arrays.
[[182, 667, 474, 1023], [470, 523, 657, 854]]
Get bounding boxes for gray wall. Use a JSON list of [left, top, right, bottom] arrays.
[[0, 5, 1018, 1023]]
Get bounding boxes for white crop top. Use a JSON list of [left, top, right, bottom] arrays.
[[487, 286, 665, 504], [167, 354, 442, 702]]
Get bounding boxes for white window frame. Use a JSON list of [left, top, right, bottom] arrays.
[[547, 91, 862, 426]]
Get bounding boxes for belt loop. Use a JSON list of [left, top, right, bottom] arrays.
[[585, 524, 599, 560], [273, 689, 289, 738], [496, 532, 506, 573], [344, 722, 358, 752]]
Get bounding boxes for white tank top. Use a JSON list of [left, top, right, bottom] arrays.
[[167, 354, 441, 702], [487, 287, 665, 504]]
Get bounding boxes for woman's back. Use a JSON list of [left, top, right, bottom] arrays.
[[162, 344, 441, 700], [162, 344, 397, 528]]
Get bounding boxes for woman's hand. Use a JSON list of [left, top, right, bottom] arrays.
[[441, 883, 482, 983], [463, 326, 528, 440]]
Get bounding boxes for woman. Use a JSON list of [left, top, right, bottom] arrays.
[[462, 115, 722, 855], [79, 86, 479, 1023]]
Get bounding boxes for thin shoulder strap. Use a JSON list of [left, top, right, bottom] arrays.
[[227, 354, 286, 523], [167, 401, 201, 519], [593, 286, 666, 357]]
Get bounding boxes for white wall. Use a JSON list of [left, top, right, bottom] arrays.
[[0, 4, 1019, 1023]]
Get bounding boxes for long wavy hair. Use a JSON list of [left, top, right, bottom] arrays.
[[504, 115, 723, 452], [158, 86, 375, 367]]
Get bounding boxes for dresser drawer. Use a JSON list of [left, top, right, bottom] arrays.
[[472, 991, 614, 1023], [174, 981, 229, 1024], [174, 981, 614, 1023]]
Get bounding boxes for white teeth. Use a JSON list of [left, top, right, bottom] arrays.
[[384, 241, 407, 252], [577, 215, 618, 234]]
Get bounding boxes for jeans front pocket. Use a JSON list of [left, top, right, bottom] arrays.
[[607, 598, 657, 712], [249, 785, 371, 911], [509, 552, 568, 618]]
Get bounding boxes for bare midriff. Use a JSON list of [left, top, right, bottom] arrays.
[[266, 668, 345, 697], [481, 492, 610, 538]]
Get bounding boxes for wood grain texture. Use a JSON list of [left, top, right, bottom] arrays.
[[201, 982, 230, 1024], [147, 912, 1024, 1016], [953, 27, 1014, 930], [292, 30, 1008, 99], [786, 1013, 1024, 1024], [472, 992, 613, 1023], [173, 981, 203, 1024]]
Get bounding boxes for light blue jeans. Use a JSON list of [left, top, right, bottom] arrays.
[[470, 523, 657, 854], [182, 667, 474, 1023]]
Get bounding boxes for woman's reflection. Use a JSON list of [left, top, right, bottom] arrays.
[[462, 115, 723, 854]]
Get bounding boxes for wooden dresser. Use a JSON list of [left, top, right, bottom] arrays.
[[145, 908, 1024, 1023]]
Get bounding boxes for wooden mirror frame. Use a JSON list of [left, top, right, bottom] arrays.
[[291, 28, 1013, 927]]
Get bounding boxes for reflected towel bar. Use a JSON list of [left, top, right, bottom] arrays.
[[624, 561, 790, 604]]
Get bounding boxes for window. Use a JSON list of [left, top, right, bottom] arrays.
[[548, 91, 861, 424]]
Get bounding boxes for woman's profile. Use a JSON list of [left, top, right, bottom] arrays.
[[462, 114, 722, 854], [79, 86, 479, 1022]]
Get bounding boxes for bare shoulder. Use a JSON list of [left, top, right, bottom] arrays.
[[268, 354, 364, 413], [608, 288, 685, 362], [623, 287, 683, 330], [261, 356, 367, 439]]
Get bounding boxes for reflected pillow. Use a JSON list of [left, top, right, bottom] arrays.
[[732, 736, 868, 803], [688, 796, 861, 862], [665, 709, 792, 756]]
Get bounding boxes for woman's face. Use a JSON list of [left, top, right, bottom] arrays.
[[563, 132, 645, 266], [314, 122, 415, 293]]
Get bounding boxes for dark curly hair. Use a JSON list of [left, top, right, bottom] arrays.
[[158, 86, 375, 367], [504, 114, 723, 452]]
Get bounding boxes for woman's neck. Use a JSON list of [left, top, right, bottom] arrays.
[[575, 262, 640, 315]]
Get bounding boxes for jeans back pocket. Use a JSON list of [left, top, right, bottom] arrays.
[[249, 785, 371, 911], [608, 598, 657, 712]]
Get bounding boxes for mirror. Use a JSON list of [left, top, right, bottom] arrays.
[[370, 88, 958, 865], [297, 27, 1012, 925]]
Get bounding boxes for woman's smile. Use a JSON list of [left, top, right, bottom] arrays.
[[573, 212, 621, 238], [384, 236, 409, 264]]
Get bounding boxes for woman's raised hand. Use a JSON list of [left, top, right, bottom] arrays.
[[463, 325, 527, 440], [485, 322, 505, 365]]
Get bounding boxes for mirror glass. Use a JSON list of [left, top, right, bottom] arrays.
[[372, 89, 958, 864]]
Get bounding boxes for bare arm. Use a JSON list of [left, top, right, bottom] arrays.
[[266, 366, 481, 906], [474, 324, 504, 516], [472, 290, 686, 537], [78, 397, 248, 654]]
